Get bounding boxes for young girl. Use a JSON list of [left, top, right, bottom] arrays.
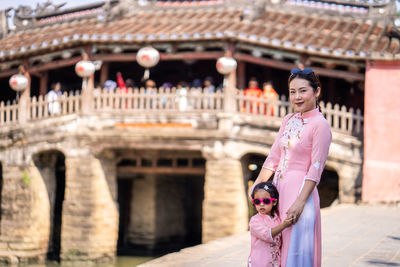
[[248, 182, 293, 267]]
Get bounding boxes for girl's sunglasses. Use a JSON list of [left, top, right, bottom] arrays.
[[252, 198, 276, 206]]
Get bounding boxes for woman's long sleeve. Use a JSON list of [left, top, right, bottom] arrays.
[[249, 216, 274, 243], [304, 120, 332, 185]]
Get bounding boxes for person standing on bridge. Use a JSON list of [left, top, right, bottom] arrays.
[[249, 68, 332, 267], [47, 82, 62, 115]]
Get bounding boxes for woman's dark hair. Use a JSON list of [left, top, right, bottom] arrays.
[[288, 68, 322, 111], [288, 68, 321, 93], [251, 182, 279, 216]]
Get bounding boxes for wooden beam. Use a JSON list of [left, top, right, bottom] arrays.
[[161, 51, 224, 60], [117, 166, 205, 175], [29, 57, 81, 75], [0, 69, 19, 79], [234, 53, 365, 81], [92, 51, 225, 62], [93, 53, 137, 62], [313, 66, 364, 81], [234, 53, 297, 71]]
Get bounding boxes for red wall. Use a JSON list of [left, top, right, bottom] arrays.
[[363, 60, 400, 202]]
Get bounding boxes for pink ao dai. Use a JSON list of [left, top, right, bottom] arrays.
[[262, 108, 332, 267]]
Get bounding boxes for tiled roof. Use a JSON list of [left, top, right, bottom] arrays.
[[0, 6, 398, 61]]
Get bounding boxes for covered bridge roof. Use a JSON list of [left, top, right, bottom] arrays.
[[0, 0, 398, 63]]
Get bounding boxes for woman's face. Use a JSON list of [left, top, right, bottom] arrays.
[[289, 77, 320, 113]]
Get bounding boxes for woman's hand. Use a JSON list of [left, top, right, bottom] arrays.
[[286, 199, 306, 224]]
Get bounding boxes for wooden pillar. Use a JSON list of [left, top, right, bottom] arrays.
[[39, 71, 48, 95], [18, 66, 31, 124], [100, 62, 109, 87], [237, 61, 246, 90]]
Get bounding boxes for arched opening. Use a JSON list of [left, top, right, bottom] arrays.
[[318, 168, 339, 208], [241, 153, 267, 219], [33, 150, 65, 262], [116, 150, 205, 256]]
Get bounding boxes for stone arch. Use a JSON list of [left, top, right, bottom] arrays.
[[318, 166, 339, 208], [32, 150, 65, 262], [115, 149, 205, 255]]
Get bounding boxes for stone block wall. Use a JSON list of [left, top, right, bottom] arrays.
[[155, 176, 185, 247], [202, 156, 248, 243], [129, 175, 157, 248], [61, 154, 118, 263], [0, 163, 50, 264]]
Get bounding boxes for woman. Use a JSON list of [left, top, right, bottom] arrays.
[[250, 68, 332, 267]]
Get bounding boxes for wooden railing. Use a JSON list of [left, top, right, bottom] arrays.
[[93, 87, 224, 112], [29, 91, 81, 120], [0, 87, 364, 136], [0, 100, 18, 126], [237, 94, 364, 135]]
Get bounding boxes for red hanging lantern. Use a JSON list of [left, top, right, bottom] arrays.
[[136, 47, 160, 68], [9, 74, 28, 91], [216, 57, 237, 75], [75, 60, 95, 78]]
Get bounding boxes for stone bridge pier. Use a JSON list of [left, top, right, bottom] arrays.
[[61, 149, 118, 263], [0, 141, 119, 265], [201, 142, 249, 243]]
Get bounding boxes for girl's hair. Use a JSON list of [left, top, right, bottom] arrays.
[[251, 182, 279, 216], [288, 68, 322, 111]]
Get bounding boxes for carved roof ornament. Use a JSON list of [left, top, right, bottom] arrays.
[[2, 1, 66, 32], [102, 0, 139, 21], [241, 0, 267, 21]]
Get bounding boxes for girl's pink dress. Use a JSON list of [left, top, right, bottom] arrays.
[[248, 213, 281, 267], [262, 108, 332, 267]]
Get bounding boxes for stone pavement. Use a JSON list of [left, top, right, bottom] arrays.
[[138, 204, 400, 267]]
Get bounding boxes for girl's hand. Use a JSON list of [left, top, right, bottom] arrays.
[[286, 199, 306, 224], [283, 217, 294, 228]]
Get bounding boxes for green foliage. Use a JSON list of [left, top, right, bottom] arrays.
[[22, 170, 30, 185]]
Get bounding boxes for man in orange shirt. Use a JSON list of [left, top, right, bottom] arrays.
[[243, 78, 263, 114], [263, 81, 278, 116]]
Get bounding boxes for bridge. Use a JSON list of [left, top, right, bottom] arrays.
[[0, 85, 363, 264]]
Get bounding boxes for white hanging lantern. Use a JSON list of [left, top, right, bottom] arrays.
[[75, 60, 95, 78], [9, 74, 28, 91], [216, 57, 237, 75], [136, 47, 160, 68]]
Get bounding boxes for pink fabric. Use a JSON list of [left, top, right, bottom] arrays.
[[249, 213, 281, 267], [262, 108, 332, 267]]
